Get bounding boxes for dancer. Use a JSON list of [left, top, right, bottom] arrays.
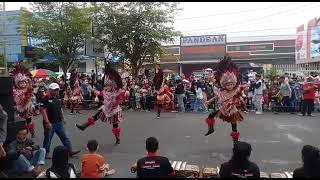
[[153, 68, 170, 119], [205, 55, 247, 142], [75, 64, 125, 145], [11, 64, 35, 137], [70, 81, 83, 114]]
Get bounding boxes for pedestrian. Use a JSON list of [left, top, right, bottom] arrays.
[[40, 83, 80, 159], [219, 141, 260, 178], [253, 74, 264, 114], [80, 140, 114, 178], [293, 145, 320, 178], [135, 85, 142, 110], [44, 146, 77, 178], [175, 80, 186, 113], [136, 137, 174, 178], [193, 82, 208, 113], [145, 83, 153, 112], [81, 79, 90, 109], [279, 75, 292, 113], [301, 77, 319, 116]]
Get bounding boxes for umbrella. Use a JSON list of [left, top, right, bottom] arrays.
[[31, 69, 57, 78]]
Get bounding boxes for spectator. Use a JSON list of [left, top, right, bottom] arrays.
[[0, 104, 7, 158], [81, 79, 90, 109], [81, 140, 114, 178], [175, 80, 186, 112], [44, 146, 77, 178], [193, 82, 208, 113], [136, 137, 174, 178], [40, 83, 80, 159], [279, 75, 292, 113], [301, 77, 319, 116], [91, 69, 96, 84], [219, 141, 260, 178], [7, 127, 45, 177], [145, 83, 154, 112], [293, 145, 320, 178], [253, 74, 264, 115]]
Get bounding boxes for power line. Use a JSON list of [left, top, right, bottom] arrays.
[[175, 3, 302, 21], [182, 2, 317, 34]]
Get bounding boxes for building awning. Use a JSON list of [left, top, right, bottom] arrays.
[[180, 60, 220, 64], [40, 54, 56, 62]]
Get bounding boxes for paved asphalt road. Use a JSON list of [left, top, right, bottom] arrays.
[[31, 110, 320, 177]]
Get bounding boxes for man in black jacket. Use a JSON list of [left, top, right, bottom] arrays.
[[219, 141, 260, 178]]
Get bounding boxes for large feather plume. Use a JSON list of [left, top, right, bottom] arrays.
[[214, 55, 241, 88]]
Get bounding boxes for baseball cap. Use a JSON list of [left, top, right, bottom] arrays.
[[49, 83, 60, 90]]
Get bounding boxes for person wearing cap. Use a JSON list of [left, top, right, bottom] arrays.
[[40, 83, 80, 159], [219, 141, 260, 178], [252, 74, 264, 115]]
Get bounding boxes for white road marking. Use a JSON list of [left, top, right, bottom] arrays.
[[287, 133, 303, 144]]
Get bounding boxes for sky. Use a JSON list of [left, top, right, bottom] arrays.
[[4, 2, 320, 39]]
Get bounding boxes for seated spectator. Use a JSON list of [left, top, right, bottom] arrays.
[[136, 137, 174, 178], [219, 141, 260, 178], [293, 145, 320, 178], [81, 140, 114, 178], [45, 146, 77, 178], [7, 127, 45, 177]]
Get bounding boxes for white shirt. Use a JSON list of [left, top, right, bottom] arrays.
[[196, 87, 203, 99]]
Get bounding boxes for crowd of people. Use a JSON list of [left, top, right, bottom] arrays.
[[0, 60, 320, 178]]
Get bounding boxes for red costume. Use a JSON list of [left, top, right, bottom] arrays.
[[153, 68, 170, 118], [11, 64, 35, 137], [205, 56, 246, 142], [76, 64, 125, 144]]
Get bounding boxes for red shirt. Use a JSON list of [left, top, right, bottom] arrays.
[[303, 83, 316, 100]]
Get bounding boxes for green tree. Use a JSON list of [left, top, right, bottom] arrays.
[[94, 2, 181, 79], [265, 67, 279, 82], [27, 2, 92, 78]]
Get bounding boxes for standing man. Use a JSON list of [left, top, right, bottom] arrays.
[[253, 74, 264, 115], [279, 75, 292, 113], [301, 77, 319, 116], [175, 80, 185, 113], [40, 83, 80, 159]]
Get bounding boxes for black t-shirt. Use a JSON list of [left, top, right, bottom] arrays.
[[293, 167, 320, 178], [40, 96, 63, 124], [136, 156, 174, 178], [219, 160, 260, 178]]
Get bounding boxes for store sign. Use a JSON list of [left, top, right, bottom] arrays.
[[181, 35, 226, 46], [227, 43, 274, 52]]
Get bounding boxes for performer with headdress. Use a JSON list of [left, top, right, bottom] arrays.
[[70, 80, 83, 114], [204, 55, 247, 142], [11, 64, 35, 137], [75, 64, 125, 145], [153, 67, 170, 119]]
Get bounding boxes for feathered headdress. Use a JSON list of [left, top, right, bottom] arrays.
[[215, 55, 241, 89], [103, 63, 123, 90], [153, 68, 163, 91], [10, 64, 32, 87]]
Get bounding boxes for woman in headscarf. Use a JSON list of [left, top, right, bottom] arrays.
[[45, 146, 77, 178]]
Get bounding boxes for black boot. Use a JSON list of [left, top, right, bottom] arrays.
[[76, 122, 90, 131], [205, 125, 215, 136], [116, 137, 120, 144]]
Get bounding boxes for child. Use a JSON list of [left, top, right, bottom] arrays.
[[81, 140, 115, 178]]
